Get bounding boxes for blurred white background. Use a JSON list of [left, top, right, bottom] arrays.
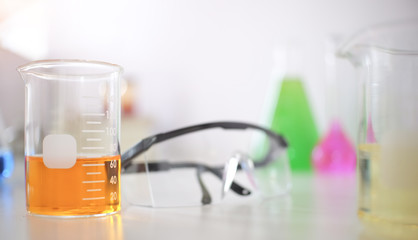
[[1, 0, 418, 142]]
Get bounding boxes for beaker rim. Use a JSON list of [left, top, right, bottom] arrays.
[[17, 59, 123, 80], [338, 19, 418, 58]]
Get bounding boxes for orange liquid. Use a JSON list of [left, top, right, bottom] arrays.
[[26, 155, 121, 216]]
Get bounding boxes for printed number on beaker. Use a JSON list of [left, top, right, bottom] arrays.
[[110, 160, 117, 168], [110, 192, 117, 201], [110, 143, 117, 152], [106, 127, 117, 136], [106, 110, 114, 119], [110, 176, 117, 184]]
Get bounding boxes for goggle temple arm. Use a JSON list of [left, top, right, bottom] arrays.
[[221, 152, 257, 199]]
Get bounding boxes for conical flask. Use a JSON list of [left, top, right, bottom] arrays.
[[268, 43, 319, 171], [312, 120, 356, 174], [312, 36, 356, 174]]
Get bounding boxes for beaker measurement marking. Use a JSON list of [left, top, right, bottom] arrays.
[[86, 121, 102, 125], [82, 147, 105, 150], [86, 172, 102, 175], [82, 113, 106, 117], [82, 163, 105, 167], [82, 197, 105, 201], [86, 138, 102, 142], [82, 180, 105, 184], [82, 130, 105, 133], [86, 189, 102, 192]]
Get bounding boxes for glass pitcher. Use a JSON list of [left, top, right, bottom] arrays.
[[339, 21, 418, 226]]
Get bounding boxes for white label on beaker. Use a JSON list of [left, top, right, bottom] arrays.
[[43, 134, 77, 169]]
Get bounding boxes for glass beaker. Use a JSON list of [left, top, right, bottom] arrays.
[[339, 21, 418, 226], [18, 60, 122, 217]]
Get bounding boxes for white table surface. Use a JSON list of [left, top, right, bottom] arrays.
[[3, 157, 410, 240]]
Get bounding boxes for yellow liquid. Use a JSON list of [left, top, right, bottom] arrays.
[[358, 144, 418, 226], [26, 155, 121, 216]]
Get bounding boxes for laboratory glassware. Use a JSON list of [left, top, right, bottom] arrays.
[[18, 59, 122, 217], [268, 43, 318, 171], [339, 20, 418, 226]]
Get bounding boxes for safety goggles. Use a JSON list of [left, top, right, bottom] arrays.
[[121, 121, 291, 207]]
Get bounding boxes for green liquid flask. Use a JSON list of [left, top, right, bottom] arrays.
[[270, 77, 318, 171]]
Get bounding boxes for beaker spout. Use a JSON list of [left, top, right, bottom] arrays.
[[17, 65, 28, 84], [17, 62, 41, 85], [338, 20, 418, 66], [17, 70, 29, 84]]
